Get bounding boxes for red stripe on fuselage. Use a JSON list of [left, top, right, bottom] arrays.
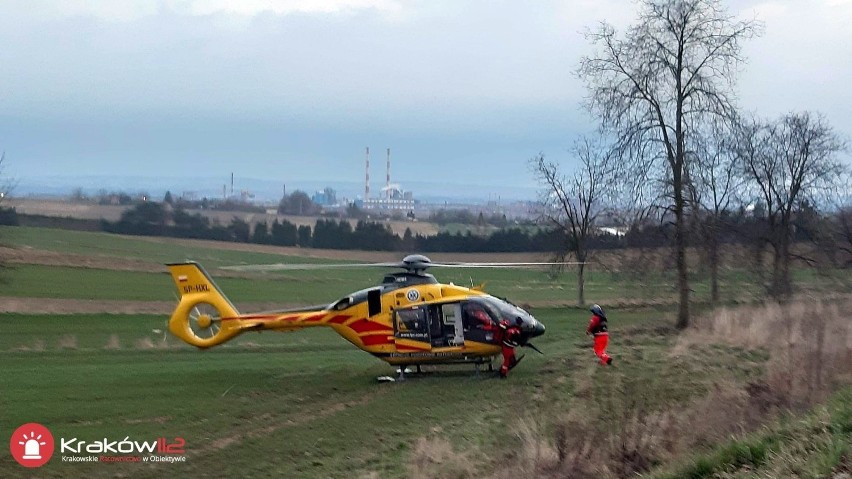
[[361, 335, 392, 346], [349, 318, 392, 333], [303, 313, 327, 322]]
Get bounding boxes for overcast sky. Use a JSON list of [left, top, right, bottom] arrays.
[[1, 0, 850, 198]]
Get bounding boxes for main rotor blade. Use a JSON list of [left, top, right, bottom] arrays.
[[429, 262, 586, 268], [221, 262, 401, 272], [221, 260, 587, 272]]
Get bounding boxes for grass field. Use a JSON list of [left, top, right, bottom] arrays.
[[0, 309, 753, 479], [3, 226, 848, 309], [1, 225, 850, 478]]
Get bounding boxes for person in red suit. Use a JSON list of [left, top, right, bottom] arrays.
[[495, 318, 524, 378], [586, 304, 613, 366], [465, 304, 525, 378]]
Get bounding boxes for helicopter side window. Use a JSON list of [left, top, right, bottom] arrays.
[[462, 303, 494, 330], [394, 307, 429, 342], [460, 302, 497, 344], [331, 296, 352, 311]]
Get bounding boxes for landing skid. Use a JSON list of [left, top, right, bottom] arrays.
[[391, 360, 495, 381], [474, 358, 495, 377], [396, 366, 418, 381]]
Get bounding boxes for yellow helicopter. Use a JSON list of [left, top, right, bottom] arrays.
[[166, 254, 552, 377]]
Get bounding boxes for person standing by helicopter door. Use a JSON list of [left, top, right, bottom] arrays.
[[464, 303, 524, 378], [586, 304, 613, 366], [496, 318, 524, 378]]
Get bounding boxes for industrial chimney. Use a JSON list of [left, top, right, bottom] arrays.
[[386, 148, 391, 199], [365, 147, 370, 200]]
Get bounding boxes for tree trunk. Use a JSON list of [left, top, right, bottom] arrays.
[[675, 207, 690, 328], [779, 232, 792, 296], [577, 262, 586, 306], [709, 234, 720, 304], [770, 227, 793, 297], [673, 164, 690, 329]]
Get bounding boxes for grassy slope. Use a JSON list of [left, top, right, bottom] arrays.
[[652, 387, 852, 479]]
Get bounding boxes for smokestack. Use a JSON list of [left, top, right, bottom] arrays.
[[230, 173, 234, 197], [365, 147, 370, 200], [386, 148, 391, 199]]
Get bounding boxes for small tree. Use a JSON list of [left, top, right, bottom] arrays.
[[252, 221, 270, 244], [737, 112, 848, 297], [685, 118, 742, 303], [297, 224, 312, 247], [0, 152, 13, 281], [228, 217, 250, 243], [279, 191, 318, 216], [531, 138, 612, 305], [578, 0, 760, 327]]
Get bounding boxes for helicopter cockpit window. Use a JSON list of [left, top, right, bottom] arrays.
[[395, 307, 429, 341], [477, 297, 518, 320]]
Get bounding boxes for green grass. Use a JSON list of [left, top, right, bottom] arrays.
[[1, 226, 849, 478], [2, 226, 849, 307], [0, 308, 771, 479], [1, 265, 175, 300], [3, 261, 844, 307], [0, 226, 337, 268]]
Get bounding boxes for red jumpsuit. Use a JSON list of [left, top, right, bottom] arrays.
[[472, 311, 522, 378], [495, 320, 522, 378], [586, 314, 612, 365]]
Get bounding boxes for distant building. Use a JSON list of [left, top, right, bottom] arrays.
[[596, 226, 628, 237], [358, 184, 416, 211], [312, 187, 338, 206]]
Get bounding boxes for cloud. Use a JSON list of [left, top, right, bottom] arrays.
[[183, 0, 404, 17], [15, 0, 404, 22], [0, 0, 848, 186]]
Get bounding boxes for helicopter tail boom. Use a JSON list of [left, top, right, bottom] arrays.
[[167, 262, 244, 348]]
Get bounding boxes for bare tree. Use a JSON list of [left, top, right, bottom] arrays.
[[836, 205, 852, 268], [685, 118, 742, 304], [531, 138, 612, 305], [0, 152, 13, 281], [578, 0, 760, 327], [737, 112, 848, 297]]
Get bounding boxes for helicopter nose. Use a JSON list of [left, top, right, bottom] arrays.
[[530, 319, 545, 337]]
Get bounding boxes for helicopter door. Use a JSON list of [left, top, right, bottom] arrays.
[[394, 306, 431, 351], [442, 303, 464, 346]]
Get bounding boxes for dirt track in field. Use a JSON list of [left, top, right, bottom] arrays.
[[0, 246, 164, 272]]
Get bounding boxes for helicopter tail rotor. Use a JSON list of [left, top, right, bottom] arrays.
[[166, 262, 243, 348]]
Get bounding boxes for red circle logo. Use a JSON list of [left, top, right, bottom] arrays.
[[9, 423, 54, 468]]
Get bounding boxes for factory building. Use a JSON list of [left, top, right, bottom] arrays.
[[356, 147, 416, 211]]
